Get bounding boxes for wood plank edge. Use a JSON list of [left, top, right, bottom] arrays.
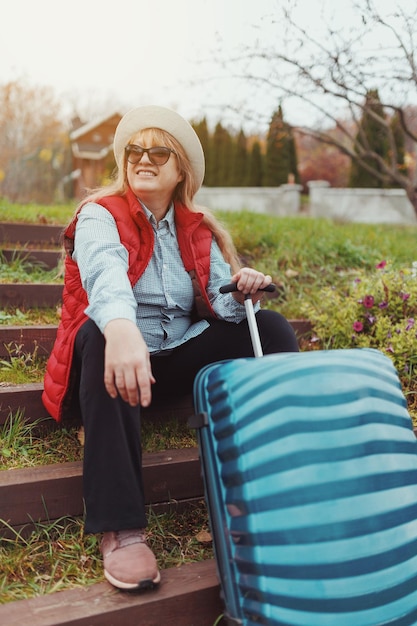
[[0, 559, 223, 626]]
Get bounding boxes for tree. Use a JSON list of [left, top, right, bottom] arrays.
[[246, 140, 263, 186], [209, 122, 235, 186], [295, 131, 350, 190], [264, 106, 299, 186], [232, 129, 248, 186], [219, 1, 417, 213], [192, 117, 211, 185], [0, 80, 71, 203], [349, 90, 390, 187]]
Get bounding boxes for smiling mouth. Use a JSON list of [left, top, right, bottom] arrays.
[[136, 169, 156, 176]]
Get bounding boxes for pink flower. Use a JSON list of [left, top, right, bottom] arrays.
[[400, 292, 410, 301], [353, 321, 364, 332], [376, 260, 387, 269], [406, 319, 415, 331], [363, 295, 375, 309], [379, 301, 388, 309]]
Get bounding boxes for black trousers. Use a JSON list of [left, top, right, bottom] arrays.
[[74, 311, 299, 533]]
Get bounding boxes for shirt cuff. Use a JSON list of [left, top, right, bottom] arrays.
[[85, 302, 137, 334]]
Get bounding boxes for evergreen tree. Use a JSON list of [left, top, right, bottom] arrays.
[[246, 140, 263, 186], [389, 111, 406, 188], [192, 117, 211, 185], [349, 89, 389, 188], [231, 129, 248, 186], [263, 105, 298, 186], [210, 122, 234, 186]]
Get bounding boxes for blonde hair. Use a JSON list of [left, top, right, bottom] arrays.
[[78, 127, 241, 272]]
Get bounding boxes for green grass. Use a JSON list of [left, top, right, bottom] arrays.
[[0, 199, 76, 224], [0, 411, 196, 470], [0, 250, 63, 284], [0, 307, 60, 326], [217, 211, 417, 319], [0, 412, 82, 470], [0, 343, 47, 384]]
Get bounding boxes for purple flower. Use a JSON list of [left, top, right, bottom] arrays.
[[376, 260, 387, 269], [363, 295, 375, 309], [379, 301, 388, 309], [366, 315, 376, 325], [353, 321, 364, 332], [400, 292, 410, 301], [406, 319, 415, 331]]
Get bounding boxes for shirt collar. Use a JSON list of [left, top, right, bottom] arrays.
[[139, 200, 175, 233]]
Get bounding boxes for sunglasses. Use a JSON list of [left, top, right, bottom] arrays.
[[125, 144, 176, 166]]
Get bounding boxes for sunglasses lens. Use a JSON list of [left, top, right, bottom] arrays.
[[125, 145, 173, 165], [148, 147, 171, 165], [125, 146, 144, 164]]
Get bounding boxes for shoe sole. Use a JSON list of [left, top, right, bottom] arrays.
[[104, 568, 161, 591]]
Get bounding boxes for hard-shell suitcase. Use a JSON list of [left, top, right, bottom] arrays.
[[191, 286, 417, 625]]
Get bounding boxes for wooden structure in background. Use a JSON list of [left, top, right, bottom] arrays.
[[70, 113, 121, 199]]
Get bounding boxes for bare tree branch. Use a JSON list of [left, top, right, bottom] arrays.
[[216, 0, 417, 211]]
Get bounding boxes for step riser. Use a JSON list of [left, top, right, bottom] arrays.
[[0, 450, 203, 537], [0, 284, 63, 308], [0, 222, 63, 244]]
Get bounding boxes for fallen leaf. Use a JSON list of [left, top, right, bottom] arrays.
[[285, 269, 299, 278], [196, 530, 212, 543]]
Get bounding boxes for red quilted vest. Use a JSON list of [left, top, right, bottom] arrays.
[[42, 189, 214, 422]]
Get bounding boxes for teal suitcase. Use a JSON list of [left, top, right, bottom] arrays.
[[192, 347, 417, 625]]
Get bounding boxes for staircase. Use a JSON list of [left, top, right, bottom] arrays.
[[0, 221, 310, 624]]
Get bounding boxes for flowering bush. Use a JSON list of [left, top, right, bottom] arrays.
[[301, 260, 417, 380]]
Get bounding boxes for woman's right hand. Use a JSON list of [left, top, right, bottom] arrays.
[[103, 319, 155, 407]]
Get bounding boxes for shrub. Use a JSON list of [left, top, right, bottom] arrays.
[[301, 260, 417, 381]]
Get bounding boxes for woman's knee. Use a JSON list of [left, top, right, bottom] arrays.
[[75, 319, 105, 356], [256, 309, 299, 353]]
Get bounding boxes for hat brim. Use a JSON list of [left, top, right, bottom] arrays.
[[113, 106, 205, 190]]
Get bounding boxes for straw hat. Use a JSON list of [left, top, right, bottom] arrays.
[[113, 105, 205, 189]]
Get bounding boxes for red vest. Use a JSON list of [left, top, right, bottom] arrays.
[[42, 189, 214, 422]]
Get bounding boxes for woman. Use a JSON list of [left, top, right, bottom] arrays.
[[43, 106, 299, 591]]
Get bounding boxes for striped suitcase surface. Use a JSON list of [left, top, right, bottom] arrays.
[[192, 348, 417, 626]]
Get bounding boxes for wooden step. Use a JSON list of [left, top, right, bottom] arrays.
[[0, 448, 203, 537], [1, 248, 61, 270], [0, 283, 63, 308], [0, 325, 57, 358], [0, 559, 224, 626], [0, 383, 194, 426], [0, 222, 63, 245], [0, 383, 48, 425]]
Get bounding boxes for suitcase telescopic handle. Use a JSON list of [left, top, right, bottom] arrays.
[[219, 282, 276, 357]]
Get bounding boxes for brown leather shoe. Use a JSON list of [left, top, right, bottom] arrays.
[[101, 529, 161, 590]]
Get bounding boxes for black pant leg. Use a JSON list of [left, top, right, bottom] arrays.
[[150, 310, 299, 399], [74, 319, 147, 534]]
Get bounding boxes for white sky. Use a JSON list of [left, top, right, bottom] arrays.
[[2, 0, 415, 132]]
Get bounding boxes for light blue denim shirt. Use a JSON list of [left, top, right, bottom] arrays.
[[73, 201, 254, 353]]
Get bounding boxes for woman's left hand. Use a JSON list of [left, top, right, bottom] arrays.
[[230, 268, 273, 304]]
